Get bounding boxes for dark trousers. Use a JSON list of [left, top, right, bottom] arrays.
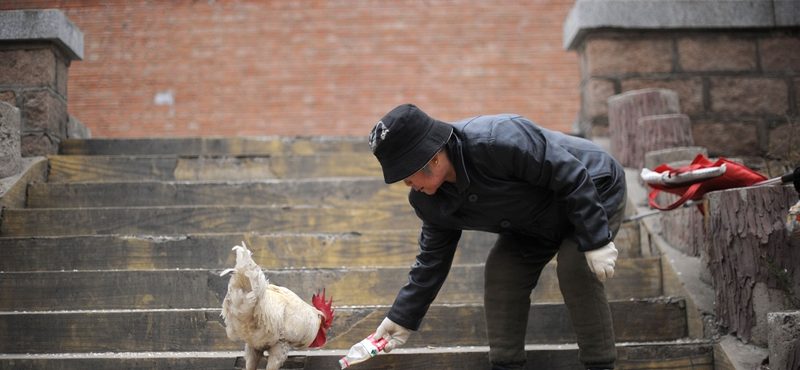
[[484, 197, 626, 369]]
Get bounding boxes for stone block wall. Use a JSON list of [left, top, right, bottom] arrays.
[[564, 0, 800, 161], [0, 43, 71, 156], [576, 30, 797, 159], [0, 9, 85, 158]]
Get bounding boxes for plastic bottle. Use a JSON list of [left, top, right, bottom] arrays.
[[338, 332, 388, 369]]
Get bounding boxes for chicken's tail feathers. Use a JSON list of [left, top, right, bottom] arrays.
[[312, 289, 335, 330], [230, 241, 268, 296], [232, 241, 252, 264]]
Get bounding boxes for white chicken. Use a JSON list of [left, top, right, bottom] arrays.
[[220, 242, 334, 370]]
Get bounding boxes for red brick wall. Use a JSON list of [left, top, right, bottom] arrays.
[[0, 0, 581, 138]]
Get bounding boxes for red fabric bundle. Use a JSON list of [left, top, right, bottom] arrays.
[[646, 154, 768, 211]]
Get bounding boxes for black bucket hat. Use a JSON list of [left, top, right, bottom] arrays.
[[369, 104, 453, 184]]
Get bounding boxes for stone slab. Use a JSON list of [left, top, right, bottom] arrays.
[[564, 0, 795, 50], [0, 9, 84, 60]]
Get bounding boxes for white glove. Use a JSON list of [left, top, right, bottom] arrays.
[[374, 317, 410, 353], [584, 242, 618, 282]]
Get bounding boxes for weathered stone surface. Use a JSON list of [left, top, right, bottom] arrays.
[[0, 102, 21, 178], [768, 311, 800, 370], [56, 51, 69, 96], [0, 90, 15, 107], [563, 0, 781, 50], [0, 48, 56, 86], [796, 77, 800, 111], [583, 77, 616, 120], [20, 133, 57, 157], [584, 38, 674, 75], [637, 114, 694, 163], [621, 77, 704, 116], [659, 197, 705, 257], [760, 36, 800, 72], [678, 35, 757, 72], [709, 76, 788, 116], [0, 9, 84, 60], [766, 120, 800, 163], [704, 185, 800, 344], [691, 120, 759, 157], [65, 115, 90, 138], [21, 89, 66, 133], [607, 88, 681, 168]]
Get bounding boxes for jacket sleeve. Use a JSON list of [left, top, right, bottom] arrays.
[[387, 221, 462, 331], [490, 117, 613, 251]]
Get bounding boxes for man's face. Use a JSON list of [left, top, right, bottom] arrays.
[[402, 159, 445, 195]]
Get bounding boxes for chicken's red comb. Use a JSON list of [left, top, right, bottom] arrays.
[[312, 289, 334, 329]]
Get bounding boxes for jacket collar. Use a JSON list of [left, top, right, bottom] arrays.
[[446, 132, 470, 193], [425, 133, 470, 217]]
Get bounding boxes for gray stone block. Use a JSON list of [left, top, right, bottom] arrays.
[[66, 115, 91, 139], [0, 9, 84, 60], [0, 102, 22, 178], [775, 0, 800, 27], [768, 311, 800, 370], [563, 0, 792, 50]]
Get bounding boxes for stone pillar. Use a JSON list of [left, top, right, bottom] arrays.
[[705, 185, 800, 345], [0, 102, 21, 178], [607, 88, 681, 169], [0, 9, 84, 157], [637, 114, 694, 164]]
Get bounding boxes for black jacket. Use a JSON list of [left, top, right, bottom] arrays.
[[387, 114, 627, 331]]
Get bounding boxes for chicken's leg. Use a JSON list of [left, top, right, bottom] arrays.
[[243, 342, 264, 370], [266, 342, 290, 370]]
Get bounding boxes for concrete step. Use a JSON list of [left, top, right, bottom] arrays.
[[45, 154, 382, 183], [0, 204, 419, 237], [26, 179, 408, 208], [0, 257, 662, 310], [0, 298, 688, 353], [59, 137, 370, 156], [0, 341, 715, 370], [0, 230, 640, 271]]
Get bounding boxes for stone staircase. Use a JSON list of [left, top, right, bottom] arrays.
[[0, 137, 714, 369]]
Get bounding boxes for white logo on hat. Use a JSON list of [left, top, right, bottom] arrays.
[[369, 120, 389, 153]]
